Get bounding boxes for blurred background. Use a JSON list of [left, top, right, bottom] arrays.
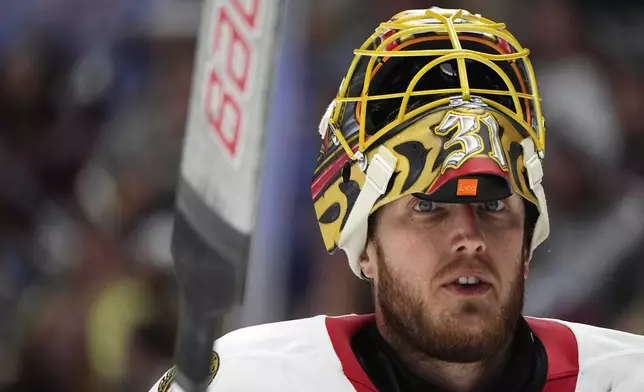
[[0, 0, 644, 390]]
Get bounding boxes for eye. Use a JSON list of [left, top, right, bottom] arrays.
[[483, 200, 506, 212], [413, 200, 438, 212]]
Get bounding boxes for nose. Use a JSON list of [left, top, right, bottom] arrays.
[[449, 204, 486, 255]]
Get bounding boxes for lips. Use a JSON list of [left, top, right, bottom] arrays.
[[444, 281, 493, 296], [441, 270, 493, 287]]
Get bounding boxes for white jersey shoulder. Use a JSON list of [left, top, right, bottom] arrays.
[[553, 318, 644, 391], [148, 315, 644, 392], [148, 315, 357, 392]]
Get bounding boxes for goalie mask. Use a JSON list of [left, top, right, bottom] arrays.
[[311, 8, 549, 278]]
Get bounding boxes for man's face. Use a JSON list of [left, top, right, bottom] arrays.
[[361, 193, 528, 363]]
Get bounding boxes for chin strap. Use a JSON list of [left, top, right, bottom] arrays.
[[520, 137, 549, 256], [338, 146, 397, 277]]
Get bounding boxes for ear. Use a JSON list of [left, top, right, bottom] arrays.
[[523, 256, 531, 279], [359, 241, 378, 281]]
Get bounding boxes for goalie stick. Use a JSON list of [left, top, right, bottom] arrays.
[[168, 0, 286, 391]]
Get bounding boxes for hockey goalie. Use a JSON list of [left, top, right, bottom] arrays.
[[151, 7, 644, 392]]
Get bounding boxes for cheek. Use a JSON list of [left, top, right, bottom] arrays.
[[486, 227, 523, 253], [485, 229, 526, 285], [378, 220, 443, 279], [480, 208, 525, 259]]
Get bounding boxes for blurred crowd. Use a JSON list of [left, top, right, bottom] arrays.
[[1, 0, 644, 391], [0, 1, 195, 390]]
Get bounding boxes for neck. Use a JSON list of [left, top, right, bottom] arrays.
[[376, 321, 515, 392]]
